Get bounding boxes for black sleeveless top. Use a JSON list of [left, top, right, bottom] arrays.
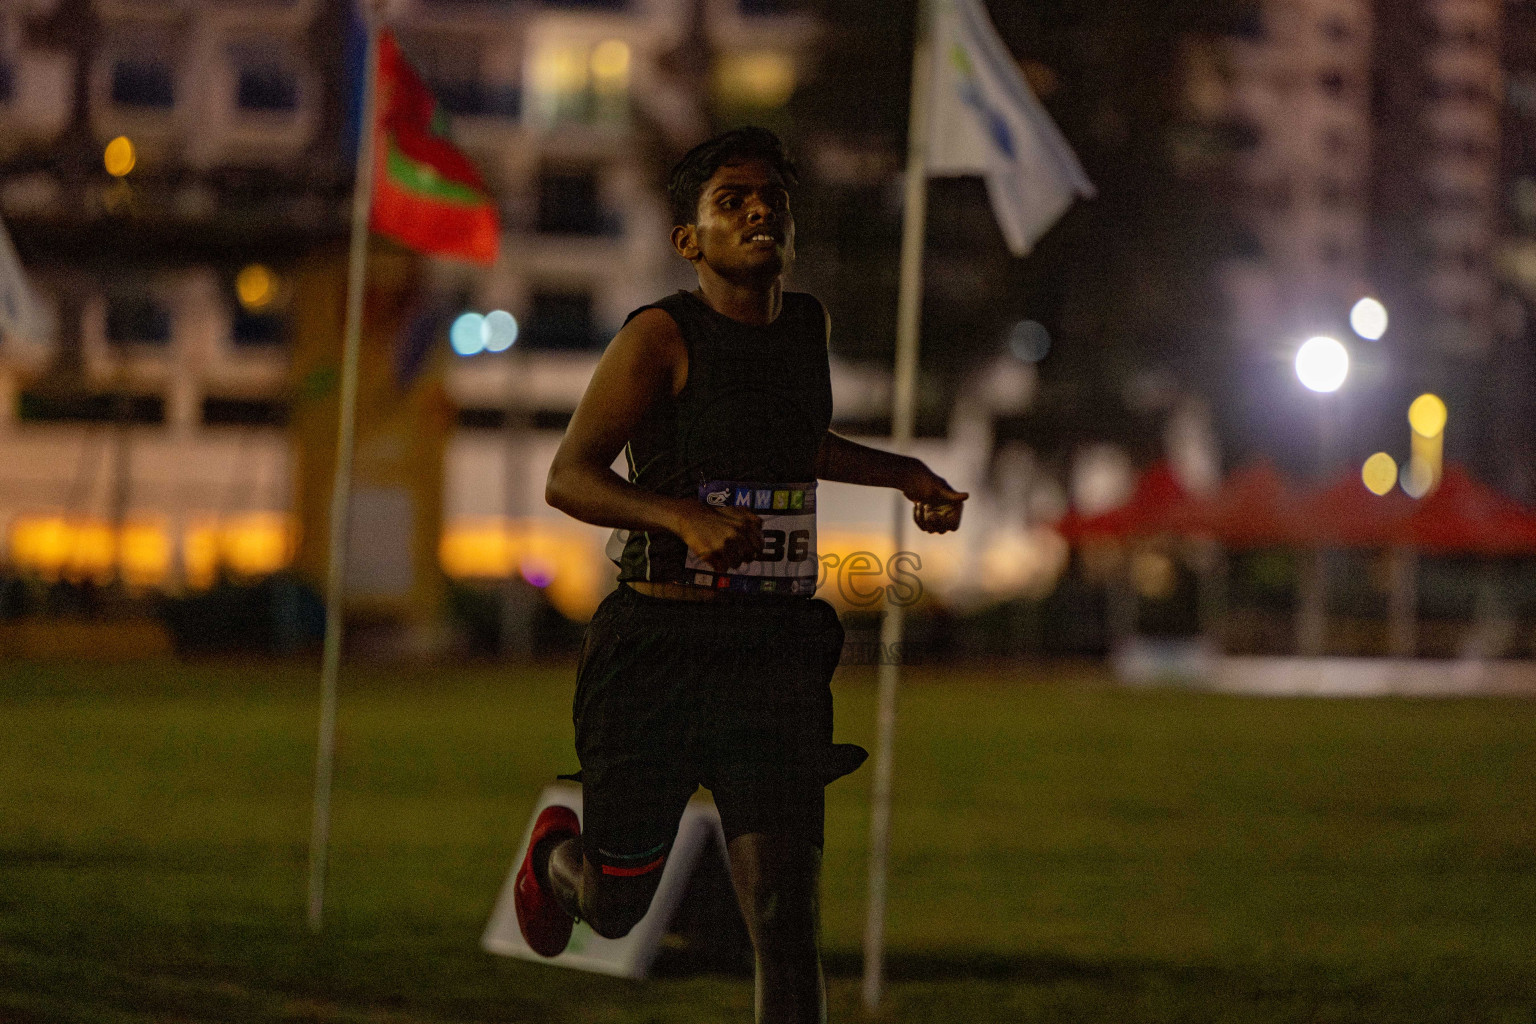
[[614, 289, 833, 585]]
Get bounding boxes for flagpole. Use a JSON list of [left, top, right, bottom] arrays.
[[308, 6, 381, 934], [862, 0, 934, 1011]]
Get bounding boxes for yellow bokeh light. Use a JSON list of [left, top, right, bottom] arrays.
[[1361, 452, 1398, 496], [531, 43, 590, 96], [119, 521, 172, 587], [10, 517, 73, 580], [236, 264, 276, 312], [1408, 393, 1447, 438], [438, 518, 608, 621], [104, 136, 136, 177], [714, 51, 797, 109], [590, 39, 631, 85], [1130, 550, 1178, 601], [8, 515, 293, 589]]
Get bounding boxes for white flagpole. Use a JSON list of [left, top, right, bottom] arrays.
[[307, 7, 381, 934], [862, 0, 934, 1011]]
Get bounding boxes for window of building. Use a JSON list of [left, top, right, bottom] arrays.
[[237, 64, 298, 112], [1232, 2, 1265, 39], [0, 61, 14, 105], [1323, 129, 1352, 157], [526, 38, 630, 127], [543, 0, 627, 9], [1319, 179, 1355, 207], [106, 295, 172, 345], [1321, 17, 1351, 41], [202, 397, 289, 426], [1438, 24, 1492, 49], [111, 58, 175, 109], [18, 392, 165, 424], [713, 51, 797, 110], [430, 78, 520, 118], [231, 310, 286, 347], [1318, 70, 1350, 99], [523, 290, 596, 350], [537, 168, 617, 235], [740, 0, 806, 14], [1428, 185, 1483, 212], [1443, 137, 1492, 162], [1428, 79, 1492, 104]]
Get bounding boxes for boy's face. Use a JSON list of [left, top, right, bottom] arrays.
[[673, 158, 795, 282]]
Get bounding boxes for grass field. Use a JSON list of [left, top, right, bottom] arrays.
[[1, 658, 1533, 1023]]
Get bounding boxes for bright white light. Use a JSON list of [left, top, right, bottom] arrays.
[[1295, 335, 1349, 393], [1350, 297, 1388, 340], [483, 309, 518, 352], [451, 312, 486, 356]]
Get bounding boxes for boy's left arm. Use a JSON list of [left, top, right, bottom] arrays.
[[814, 430, 968, 534]]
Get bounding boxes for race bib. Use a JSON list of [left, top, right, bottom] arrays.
[[683, 480, 818, 595]]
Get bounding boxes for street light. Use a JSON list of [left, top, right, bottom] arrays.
[[1349, 297, 1388, 340], [1295, 335, 1349, 393]]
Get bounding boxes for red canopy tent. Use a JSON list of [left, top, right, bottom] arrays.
[[1288, 470, 1413, 548], [1396, 464, 1536, 556], [1056, 462, 1192, 542], [1163, 460, 1300, 549]]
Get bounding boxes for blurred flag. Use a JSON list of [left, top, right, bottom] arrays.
[[926, 0, 1094, 256], [370, 30, 499, 266], [0, 214, 46, 343]]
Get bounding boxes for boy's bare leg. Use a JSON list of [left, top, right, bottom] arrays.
[[728, 832, 826, 1024]]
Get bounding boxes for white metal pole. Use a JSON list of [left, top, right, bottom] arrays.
[[307, 10, 381, 934], [862, 0, 934, 1011]]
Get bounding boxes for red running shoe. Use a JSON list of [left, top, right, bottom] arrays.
[[515, 804, 580, 957]]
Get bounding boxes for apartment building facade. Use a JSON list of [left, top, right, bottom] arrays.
[[1200, 0, 1532, 485], [0, 0, 830, 617]]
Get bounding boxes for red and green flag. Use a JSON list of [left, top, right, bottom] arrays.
[[370, 30, 499, 266]]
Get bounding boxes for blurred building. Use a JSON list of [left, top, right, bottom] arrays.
[[0, 0, 834, 617], [1190, 0, 1535, 489]]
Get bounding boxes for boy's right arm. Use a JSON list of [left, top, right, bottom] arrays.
[[544, 308, 763, 573]]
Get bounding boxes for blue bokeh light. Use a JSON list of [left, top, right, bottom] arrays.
[[484, 309, 518, 352], [451, 312, 486, 356]]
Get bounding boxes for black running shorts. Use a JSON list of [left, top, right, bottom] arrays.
[[571, 584, 850, 874]]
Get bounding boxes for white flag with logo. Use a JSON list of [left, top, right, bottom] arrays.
[[927, 0, 1095, 256], [0, 214, 47, 344]]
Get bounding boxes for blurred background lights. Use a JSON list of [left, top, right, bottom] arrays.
[[103, 136, 136, 177], [235, 264, 275, 311], [1349, 297, 1388, 340], [1361, 452, 1398, 496], [1007, 319, 1051, 363], [590, 39, 631, 84], [520, 556, 556, 588], [1130, 549, 1178, 601], [482, 309, 518, 352], [1401, 456, 1435, 499], [715, 50, 798, 109], [1294, 335, 1349, 393], [1408, 393, 1447, 437], [450, 312, 487, 356]]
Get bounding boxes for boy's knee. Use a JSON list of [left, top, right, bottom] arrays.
[[745, 890, 818, 955]]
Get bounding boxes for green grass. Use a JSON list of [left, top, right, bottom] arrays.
[[1, 658, 1533, 1023]]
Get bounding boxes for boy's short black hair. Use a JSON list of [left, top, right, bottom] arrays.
[[667, 127, 799, 227]]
